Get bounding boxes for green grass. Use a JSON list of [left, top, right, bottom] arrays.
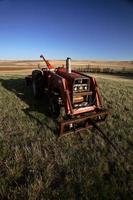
[[0, 74, 133, 200]]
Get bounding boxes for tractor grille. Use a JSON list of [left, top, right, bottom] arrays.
[[73, 78, 90, 93]]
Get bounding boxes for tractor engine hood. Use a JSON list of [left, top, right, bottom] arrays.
[[56, 69, 88, 83]]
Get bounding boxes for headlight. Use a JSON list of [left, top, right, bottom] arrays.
[[73, 84, 88, 92], [84, 86, 88, 90], [73, 86, 78, 91]]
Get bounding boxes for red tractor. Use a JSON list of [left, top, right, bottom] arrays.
[[26, 55, 108, 136]]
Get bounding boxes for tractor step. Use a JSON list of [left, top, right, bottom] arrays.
[[59, 109, 109, 136]]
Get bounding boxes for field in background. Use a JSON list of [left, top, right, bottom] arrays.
[[0, 73, 133, 199], [0, 60, 133, 75]]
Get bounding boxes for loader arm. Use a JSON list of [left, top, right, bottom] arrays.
[[48, 71, 73, 115]]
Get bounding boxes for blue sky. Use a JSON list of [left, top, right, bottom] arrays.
[[0, 0, 133, 60]]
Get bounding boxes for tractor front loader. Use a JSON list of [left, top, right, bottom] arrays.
[[25, 55, 109, 136]]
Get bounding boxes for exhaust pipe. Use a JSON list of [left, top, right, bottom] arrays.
[[66, 57, 71, 73]]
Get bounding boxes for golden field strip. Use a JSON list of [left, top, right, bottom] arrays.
[[0, 60, 133, 75]]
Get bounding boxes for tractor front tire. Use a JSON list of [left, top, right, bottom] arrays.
[[49, 94, 60, 119], [32, 70, 44, 99]]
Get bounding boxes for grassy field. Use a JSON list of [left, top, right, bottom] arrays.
[[0, 74, 133, 199]]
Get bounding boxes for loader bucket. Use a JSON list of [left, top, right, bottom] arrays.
[[59, 109, 109, 137]]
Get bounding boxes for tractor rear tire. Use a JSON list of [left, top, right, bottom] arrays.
[[32, 70, 44, 99]]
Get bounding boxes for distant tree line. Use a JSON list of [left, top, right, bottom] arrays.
[[75, 65, 133, 76]]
